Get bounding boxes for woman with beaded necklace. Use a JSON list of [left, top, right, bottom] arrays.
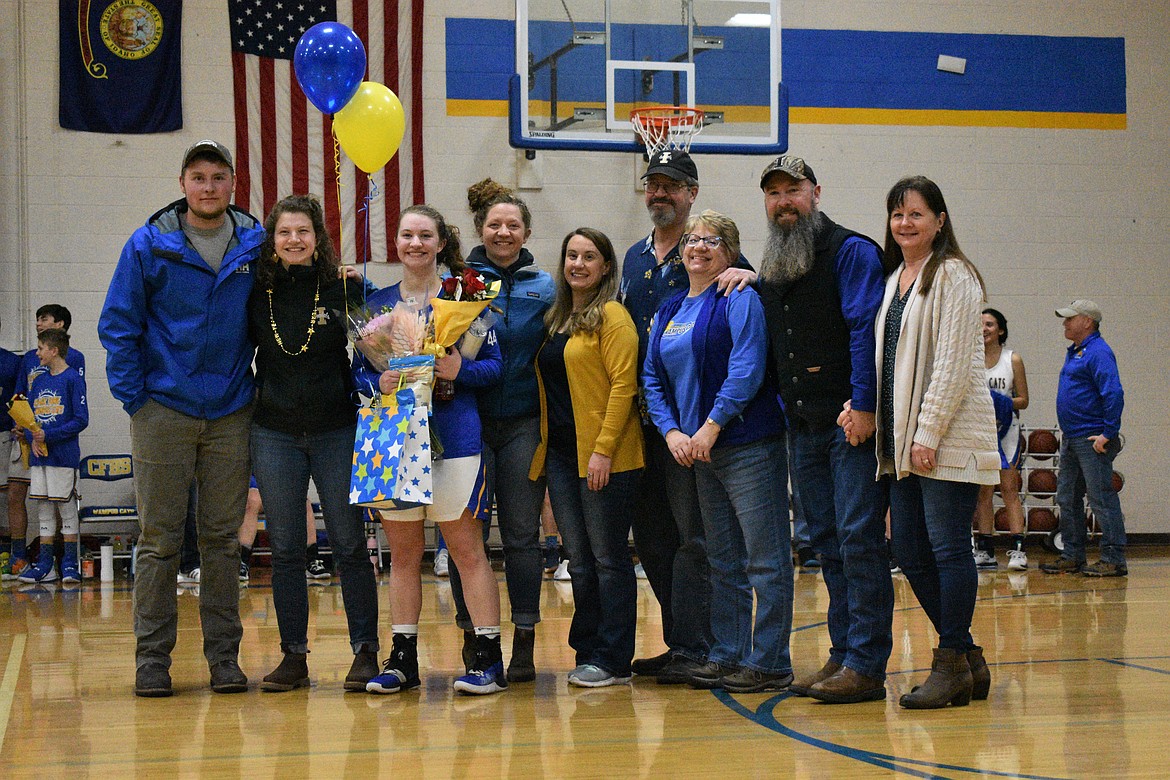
[[247, 194, 381, 693]]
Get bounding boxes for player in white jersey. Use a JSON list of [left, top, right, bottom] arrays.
[[972, 308, 1030, 570]]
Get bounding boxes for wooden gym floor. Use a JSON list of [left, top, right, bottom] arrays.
[[0, 547, 1164, 778]]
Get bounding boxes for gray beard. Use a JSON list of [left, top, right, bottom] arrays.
[[760, 209, 824, 284], [648, 202, 679, 229]]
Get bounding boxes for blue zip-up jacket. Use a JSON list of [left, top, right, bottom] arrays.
[[351, 283, 504, 459], [1057, 330, 1124, 440], [99, 199, 265, 418], [644, 284, 784, 448], [466, 245, 555, 419]]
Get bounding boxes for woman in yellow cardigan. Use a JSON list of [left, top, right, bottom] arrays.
[[529, 227, 644, 687]]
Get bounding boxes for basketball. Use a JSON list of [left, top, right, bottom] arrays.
[[994, 507, 1011, 531], [1112, 471, 1125, 492], [1028, 468, 1058, 494], [1027, 429, 1059, 459], [1028, 507, 1058, 531]]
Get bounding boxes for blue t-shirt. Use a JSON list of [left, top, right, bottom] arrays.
[[647, 287, 769, 437], [657, 294, 705, 436]]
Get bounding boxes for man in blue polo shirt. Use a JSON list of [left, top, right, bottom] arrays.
[[1041, 299, 1126, 577]]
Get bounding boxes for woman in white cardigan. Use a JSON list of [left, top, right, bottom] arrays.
[[856, 176, 1000, 709]]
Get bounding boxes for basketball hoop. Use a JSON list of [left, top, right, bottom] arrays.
[[631, 105, 705, 157]]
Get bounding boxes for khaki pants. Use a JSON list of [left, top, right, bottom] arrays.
[[131, 400, 252, 669]]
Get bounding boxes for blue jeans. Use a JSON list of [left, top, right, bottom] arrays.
[[787, 435, 810, 550], [789, 423, 893, 680], [251, 424, 379, 654], [694, 437, 793, 675], [630, 425, 682, 648], [545, 445, 639, 676], [1057, 435, 1126, 566], [450, 415, 545, 629], [888, 475, 979, 652]]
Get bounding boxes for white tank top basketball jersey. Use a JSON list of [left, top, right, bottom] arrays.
[[986, 348, 1021, 465]]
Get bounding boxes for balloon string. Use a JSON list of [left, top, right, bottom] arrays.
[[332, 133, 352, 304], [359, 176, 379, 302]]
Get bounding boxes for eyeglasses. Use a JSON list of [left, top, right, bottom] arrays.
[[683, 234, 724, 248], [645, 181, 688, 195]]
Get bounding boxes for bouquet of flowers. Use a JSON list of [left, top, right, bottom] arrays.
[[432, 268, 500, 358], [7, 395, 44, 466], [349, 302, 437, 407]]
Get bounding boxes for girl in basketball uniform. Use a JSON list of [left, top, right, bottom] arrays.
[[972, 308, 1030, 571]]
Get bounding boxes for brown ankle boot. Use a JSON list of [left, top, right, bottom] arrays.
[[966, 646, 990, 700], [789, 660, 841, 696], [261, 652, 310, 692], [899, 648, 972, 709], [506, 627, 536, 683]]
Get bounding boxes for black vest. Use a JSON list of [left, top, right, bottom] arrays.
[[760, 214, 881, 429]]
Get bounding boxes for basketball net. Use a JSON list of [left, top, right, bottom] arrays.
[[631, 105, 705, 157]]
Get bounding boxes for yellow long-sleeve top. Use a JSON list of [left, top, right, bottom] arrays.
[[529, 301, 645, 479]]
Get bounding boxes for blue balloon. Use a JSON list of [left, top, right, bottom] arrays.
[[294, 22, 366, 115]]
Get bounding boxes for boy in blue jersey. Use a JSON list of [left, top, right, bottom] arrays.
[[4, 304, 85, 581], [16, 329, 89, 583]]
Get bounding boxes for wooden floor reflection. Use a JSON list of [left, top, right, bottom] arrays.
[[1, 548, 1165, 778]]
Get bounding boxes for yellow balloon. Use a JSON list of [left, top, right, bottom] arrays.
[[333, 81, 406, 173]]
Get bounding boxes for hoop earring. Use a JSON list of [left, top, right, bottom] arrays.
[[313, 249, 319, 261]]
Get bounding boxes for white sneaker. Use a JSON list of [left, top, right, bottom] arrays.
[[1007, 549, 1028, 571], [973, 550, 997, 570], [553, 560, 571, 581], [433, 548, 449, 577], [177, 567, 201, 584]]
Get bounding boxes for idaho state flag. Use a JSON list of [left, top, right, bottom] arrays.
[[59, 0, 182, 133]]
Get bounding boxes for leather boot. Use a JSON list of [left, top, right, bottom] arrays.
[[967, 646, 991, 701], [899, 648, 972, 709], [507, 627, 536, 683], [261, 652, 310, 692], [805, 666, 886, 704], [789, 660, 842, 696], [344, 649, 381, 691]]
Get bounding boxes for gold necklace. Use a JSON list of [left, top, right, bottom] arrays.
[[268, 278, 320, 356]]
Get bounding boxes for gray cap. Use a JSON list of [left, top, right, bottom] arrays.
[[760, 155, 817, 188], [181, 139, 234, 173], [1055, 299, 1103, 323]]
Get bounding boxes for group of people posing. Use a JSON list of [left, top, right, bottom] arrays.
[[99, 139, 1125, 710]]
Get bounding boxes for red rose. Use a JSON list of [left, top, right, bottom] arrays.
[[441, 276, 460, 297]]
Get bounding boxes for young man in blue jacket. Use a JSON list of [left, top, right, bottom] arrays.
[[1041, 300, 1127, 577], [99, 140, 265, 697]]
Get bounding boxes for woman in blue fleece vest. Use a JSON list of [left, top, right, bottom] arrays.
[[643, 210, 793, 694]]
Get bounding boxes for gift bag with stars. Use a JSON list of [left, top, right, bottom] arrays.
[[350, 389, 433, 508]]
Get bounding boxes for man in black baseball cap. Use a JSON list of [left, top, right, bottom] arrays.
[[618, 149, 754, 685]]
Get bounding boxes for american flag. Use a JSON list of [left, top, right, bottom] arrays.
[[229, 0, 424, 264]]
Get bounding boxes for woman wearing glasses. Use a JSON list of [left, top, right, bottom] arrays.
[[643, 210, 794, 694]]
